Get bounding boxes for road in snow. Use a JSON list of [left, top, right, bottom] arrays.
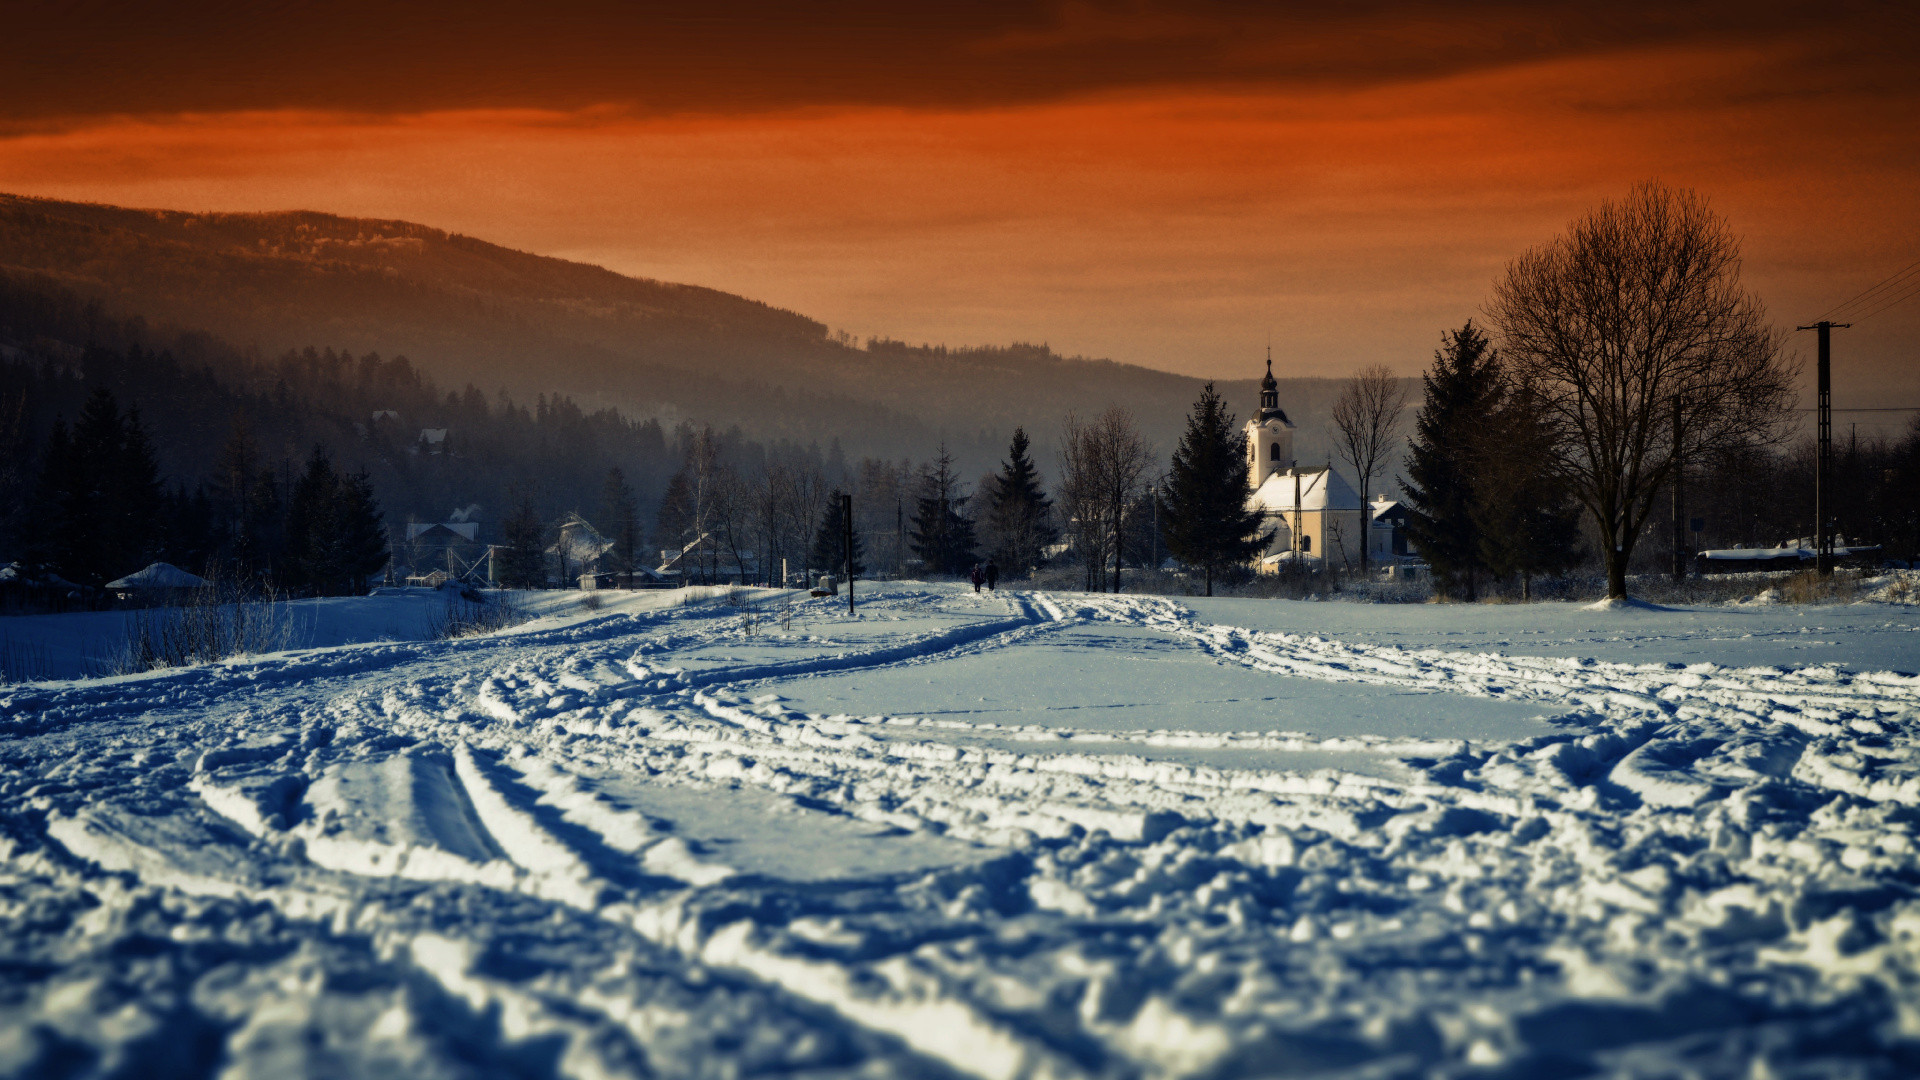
[[2, 582, 1919, 1078]]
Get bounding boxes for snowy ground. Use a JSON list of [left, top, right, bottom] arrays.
[[3, 582, 1919, 1078]]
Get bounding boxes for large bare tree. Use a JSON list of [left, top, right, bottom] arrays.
[[1329, 363, 1410, 576], [1487, 182, 1797, 600], [1059, 407, 1151, 593]]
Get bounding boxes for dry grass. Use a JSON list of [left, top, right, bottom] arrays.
[[104, 573, 297, 674], [428, 591, 533, 640]]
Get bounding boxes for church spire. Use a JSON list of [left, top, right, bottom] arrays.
[[1260, 344, 1279, 415]]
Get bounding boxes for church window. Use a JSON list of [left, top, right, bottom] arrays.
[[1302, 535, 1312, 552], [1269, 443, 1281, 461]]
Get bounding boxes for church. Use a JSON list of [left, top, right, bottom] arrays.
[[1244, 352, 1368, 572]]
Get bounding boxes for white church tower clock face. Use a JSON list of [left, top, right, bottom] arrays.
[[1245, 346, 1295, 488]]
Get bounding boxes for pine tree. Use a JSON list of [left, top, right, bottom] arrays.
[[1160, 383, 1271, 595], [33, 389, 167, 585], [161, 483, 218, 576], [335, 469, 389, 593], [1473, 382, 1581, 599], [600, 467, 639, 584], [114, 406, 165, 575], [23, 419, 76, 580], [495, 493, 547, 588], [1403, 322, 1504, 600], [213, 418, 263, 573], [982, 428, 1056, 576], [809, 491, 866, 577], [908, 445, 977, 576], [284, 448, 343, 595]]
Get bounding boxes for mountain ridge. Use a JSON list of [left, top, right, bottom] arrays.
[[0, 191, 1357, 474]]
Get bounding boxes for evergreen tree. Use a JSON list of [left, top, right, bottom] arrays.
[[29, 389, 166, 585], [1472, 382, 1582, 599], [23, 419, 75, 580], [982, 427, 1056, 576], [600, 467, 639, 583], [284, 448, 344, 594], [908, 445, 977, 576], [1159, 383, 1271, 595], [162, 483, 218, 575], [334, 469, 389, 592], [113, 404, 165, 574], [809, 490, 866, 577], [1403, 322, 1504, 600], [495, 492, 547, 588]]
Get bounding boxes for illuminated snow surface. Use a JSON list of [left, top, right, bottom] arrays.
[[4, 582, 1920, 1078]]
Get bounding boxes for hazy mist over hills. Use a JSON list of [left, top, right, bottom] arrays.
[[0, 193, 1369, 479]]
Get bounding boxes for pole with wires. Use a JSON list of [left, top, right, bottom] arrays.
[[843, 492, 855, 614], [1795, 320, 1849, 577]]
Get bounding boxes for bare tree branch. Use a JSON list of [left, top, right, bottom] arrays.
[[1329, 363, 1409, 575]]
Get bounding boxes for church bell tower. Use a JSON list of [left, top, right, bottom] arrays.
[[1245, 346, 1295, 488]]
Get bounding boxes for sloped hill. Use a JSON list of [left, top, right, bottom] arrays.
[[0, 193, 1351, 472]]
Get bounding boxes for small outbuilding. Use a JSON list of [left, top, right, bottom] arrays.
[[105, 562, 210, 601]]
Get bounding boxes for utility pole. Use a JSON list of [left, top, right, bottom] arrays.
[[843, 492, 855, 614], [1671, 395, 1685, 583], [1795, 320, 1849, 576]]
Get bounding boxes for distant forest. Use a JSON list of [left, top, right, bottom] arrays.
[[0, 192, 1372, 481], [6, 190, 1911, 597]]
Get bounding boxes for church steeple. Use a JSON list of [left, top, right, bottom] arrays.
[[1246, 344, 1296, 487]]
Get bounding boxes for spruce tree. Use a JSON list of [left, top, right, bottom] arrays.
[[600, 467, 639, 584], [335, 469, 389, 593], [24, 420, 76, 581], [908, 446, 977, 576], [114, 405, 165, 575], [64, 390, 125, 584], [1473, 382, 1581, 599], [284, 448, 343, 594], [1160, 382, 1271, 595], [35, 389, 167, 585], [1403, 322, 1504, 600], [809, 490, 866, 577], [495, 493, 547, 588], [983, 428, 1056, 576]]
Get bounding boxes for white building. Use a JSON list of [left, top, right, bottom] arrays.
[[1244, 352, 1367, 572]]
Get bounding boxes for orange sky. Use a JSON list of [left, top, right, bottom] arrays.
[[2, 2, 1917, 417]]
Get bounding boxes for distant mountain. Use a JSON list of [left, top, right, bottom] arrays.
[[0, 193, 1365, 476]]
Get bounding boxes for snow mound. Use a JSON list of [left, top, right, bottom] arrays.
[[1581, 594, 1670, 611]]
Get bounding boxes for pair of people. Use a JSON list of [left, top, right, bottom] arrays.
[[968, 561, 1000, 593]]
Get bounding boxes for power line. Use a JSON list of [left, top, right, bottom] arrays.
[[1848, 277, 1920, 323], [1818, 256, 1920, 323]]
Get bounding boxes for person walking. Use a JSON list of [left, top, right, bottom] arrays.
[[985, 560, 999, 591], [969, 564, 984, 593]]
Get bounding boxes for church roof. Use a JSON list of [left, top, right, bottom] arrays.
[[1251, 466, 1365, 512]]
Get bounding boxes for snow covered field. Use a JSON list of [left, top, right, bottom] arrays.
[[3, 582, 1919, 1078]]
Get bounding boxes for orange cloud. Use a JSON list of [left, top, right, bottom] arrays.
[[0, 25, 1915, 413]]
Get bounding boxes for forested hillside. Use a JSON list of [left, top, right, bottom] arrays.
[[0, 193, 1367, 476]]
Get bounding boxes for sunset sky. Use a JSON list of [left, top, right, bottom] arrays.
[[3, 1, 1917, 417]]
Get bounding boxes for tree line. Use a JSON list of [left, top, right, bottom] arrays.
[[15, 387, 387, 595], [625, 182, 1842, 604]]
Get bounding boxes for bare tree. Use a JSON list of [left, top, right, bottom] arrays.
[[1488, 182, 1797, 599], [1329, 364, 1410, 576], [1059, 407, 1151, 593]]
